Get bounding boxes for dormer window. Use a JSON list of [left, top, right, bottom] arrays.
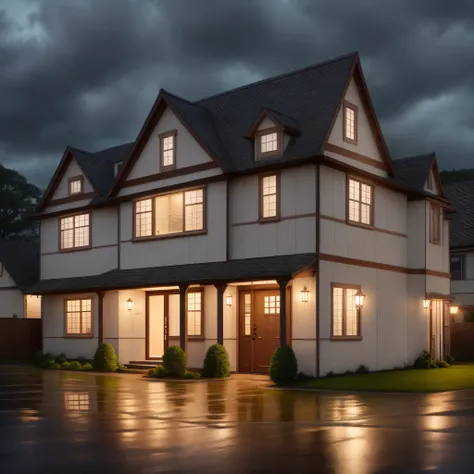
[[343, 101, 358, 144], [256, 129, 281, 158], [160, 131, 177, 170], [114, 162, 122, 177], [68, 176, 83, 196]]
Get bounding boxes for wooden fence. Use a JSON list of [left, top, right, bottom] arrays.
[[451, 322, 474, 361], [0, 318, 42, 361]]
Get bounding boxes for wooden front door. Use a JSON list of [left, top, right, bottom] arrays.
[[239, 289, 281, 373]]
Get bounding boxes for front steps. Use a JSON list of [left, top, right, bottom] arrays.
[[125, 359, 162, 370]]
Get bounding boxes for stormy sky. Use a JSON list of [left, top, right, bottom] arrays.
[[1, 0, 474, 188]]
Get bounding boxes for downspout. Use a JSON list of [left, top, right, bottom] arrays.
[[315, 163, 321, 378]]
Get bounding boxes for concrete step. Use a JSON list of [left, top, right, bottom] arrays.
[[126, 360, 162, 370]]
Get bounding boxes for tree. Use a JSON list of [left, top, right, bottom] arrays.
[[0, 164, 42, 239]]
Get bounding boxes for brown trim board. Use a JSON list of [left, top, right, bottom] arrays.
[[320, 253, 450, 278], [324, 143, 386, 171]]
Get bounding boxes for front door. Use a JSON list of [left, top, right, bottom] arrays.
[[239, 289, 281, 373], [430, 300, 444, 360]]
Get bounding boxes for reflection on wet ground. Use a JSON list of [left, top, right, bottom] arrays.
[[1, 366, 474, 473]]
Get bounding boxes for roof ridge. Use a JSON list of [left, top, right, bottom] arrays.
[[162, 88, 209, 111], [264, 107, 298, 121], [195, 51, 359, 103], [92, 141, 134, 155]]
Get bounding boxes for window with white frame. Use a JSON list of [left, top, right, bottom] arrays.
[[187, 291, 202, 336], [264, 295, 280, 315], [65, 298, 92, 336], [332, 285, 361, 338], [68, 177, 83, 196], [134, 188, 205, 238], [260, 174, 279, 219], [348, 178, 373, 225], [60, 213, 90, 250], [343, 102, 358, 143], [160, 132, 176, 169], [260, 131, 279, 155]]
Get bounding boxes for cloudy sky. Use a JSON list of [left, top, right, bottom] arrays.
[[1, 0, 473, 188]]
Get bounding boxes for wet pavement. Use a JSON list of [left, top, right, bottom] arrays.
[[1, 367, 474, 473]]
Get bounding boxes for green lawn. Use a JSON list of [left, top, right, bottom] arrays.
[[300, 364, 474, 393]]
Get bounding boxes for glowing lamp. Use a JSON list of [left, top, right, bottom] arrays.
[[354, 289, 366, 309], [127, 298, 134, 311], [226, 294, 233, 307], [301, 286, 310, 303], [450, 304, 459, 315], [423, 299, 431, 309]]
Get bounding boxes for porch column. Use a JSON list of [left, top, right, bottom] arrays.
[[214, 283, 227, 345], [179, 284, 189, 353], [97, 291, 105, 346], [278, 277, 290, 346]]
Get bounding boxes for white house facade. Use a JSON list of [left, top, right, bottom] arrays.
[[31, 52, 452, 376]]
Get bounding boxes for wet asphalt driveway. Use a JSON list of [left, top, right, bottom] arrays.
[[1, 367, 474, 473]]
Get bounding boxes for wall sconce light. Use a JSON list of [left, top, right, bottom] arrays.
[[226, 294, 232, 307], [450, 304, 459, 315], [127, 298, 134, 311], [423, 299, 431, 309], [301, 286, 310, 303], [354, 289, 366, 309]]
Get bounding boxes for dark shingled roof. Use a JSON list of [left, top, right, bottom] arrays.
[[0, 240, 40, 291], [444, 180, 474, 248], [392, 153, 434, 190], [31, 254, 316, 294]]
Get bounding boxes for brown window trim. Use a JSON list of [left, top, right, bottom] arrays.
[[159, 130, 177, 171], [330, 283, 362, 340], [258, 172, 281, 221], [64, 297, 94, 338], [343, 100, 358, 145], [255, 127, 283, 159], [430, 203, 441, 245], [346, 175, 374, 228], [133, 186, 207, 241], [68, 175, 84, 196], [58, 211, 92, 252]]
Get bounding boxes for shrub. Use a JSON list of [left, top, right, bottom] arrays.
[[81, 363, 93, 371], [202, 344, 230, 378], [445, 355, 455, 365], [184, 371, 200, 379], [429, 361, 438, 369], [163, 346, 186, 377], [55, 353, 67, 365], [148, 365, 168, 378], [356, 364, 370, 374], [48, 362, 61, 370], [116, 365, 128, 373], [269, 344, 298, 385], [35, 352, 55, 368], [414, 350, 432, 369], [436, 360, 450, 368], [148, 367, 158, 377], [93, 343, 118, 372], [68, 361, 82, 371], [61, 361, 71, 370]]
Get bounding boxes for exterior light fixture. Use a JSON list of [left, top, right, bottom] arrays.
[[226, 294, 233, 307], [127, 298, 134, 311], [354, 289, 366, 309], [301, 286, 310, 303], [450, 304, 459, 315], [423, 299, 431, 309]]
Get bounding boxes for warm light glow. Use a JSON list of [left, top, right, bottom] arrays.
[[354, 289, 366, 308], [127, 298, 134, 311], [423, 299, 431, 309], [301, 286, 310, 303], [450, 304, 459, 315], [226, 294, 232, 306]]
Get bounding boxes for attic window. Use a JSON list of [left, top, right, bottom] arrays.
[[256, 129, 281, 158], [343, 101, 358, 144], [68, 176, 83, 196], [114, 162, 122, 177], [160, 131, 177, 170]]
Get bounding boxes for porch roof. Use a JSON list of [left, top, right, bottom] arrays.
[[30, 253, 316, 295]]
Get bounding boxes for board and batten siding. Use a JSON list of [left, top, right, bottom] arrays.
[[229, 164, 317, 259]]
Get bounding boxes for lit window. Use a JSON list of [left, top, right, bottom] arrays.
[[348, 178, 373, 226], [135, 189, 205, 238], [264, 295, 280, 315], [65, 298, 92, 336], [60, 213, 90, 250], [332, 286, 360, 338], [343, 102, 357, 143], [450, 255, 464, 280], [187, 291, 202, 336], [244, 293, 251, 336], [160, 132, 176, 169], [430, 204, 441, 245], [68, 177, 83, 195], [260, 175, 279, 219], [260, 132, 279, 154]]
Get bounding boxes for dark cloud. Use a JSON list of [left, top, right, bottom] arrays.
[[1, 0, 474, 187]]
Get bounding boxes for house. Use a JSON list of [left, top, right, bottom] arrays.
[[0, 239, 41, 318], [443, 180, 474, 321], [30, 52, 452, 376]]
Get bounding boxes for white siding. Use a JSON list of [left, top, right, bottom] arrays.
[[51, 158, 94, 201], [407, 201, 426, 269], [0, 289, 24, 318], [325, 77, 388, 177], [120, 181, 227, 269], [230, 164, 317, 259]]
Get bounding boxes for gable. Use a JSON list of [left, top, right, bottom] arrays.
[[425, 169, 440, 195], [51, 157, 95, 201], [257, 116, 276, 131], [324, 75, 390, 178], [0, 264, 17, 288]]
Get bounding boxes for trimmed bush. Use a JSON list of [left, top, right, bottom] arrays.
[[184, 370, 200, 380], [61, 361, 71, 370], [93, 343, 118, 372], [429, 361, 438, 369], [356, 364, 370, 374], [269, 344, 298, 385], [163, 346, 186, 377], [49, 362, 61, 370], [148, 365, 169, 378], [414, 350, 432, 369], [436, 360, 450, 368], [202, 344, 230, 378], [35, 352, 55, 368], [55, 353, 67, 365], [68, 361, 82, 371], [81, 363, 93, 371]]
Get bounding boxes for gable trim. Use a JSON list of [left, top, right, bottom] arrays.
[[49, 191, 98, 207], [430, 156, 445, 198], [324, 143, 386, 170], [246, 108, 300, 138]]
